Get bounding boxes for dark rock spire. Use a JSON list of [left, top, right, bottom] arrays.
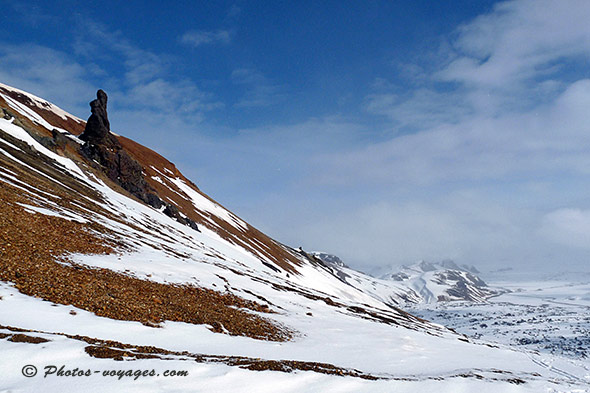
[[79, 89, 199, 232], [80, 89, 110, 143]]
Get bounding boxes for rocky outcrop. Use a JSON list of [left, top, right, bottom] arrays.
[[80, 89, 110, 144], [0, 106, 13, 120], [79, 90, 198, 231], [311, 252, 348, 268]]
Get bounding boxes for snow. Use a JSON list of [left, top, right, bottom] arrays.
[[1, 278, 587, 392], [408, 280, 590, 388], [167, 176, 248, 231], [150, 175, 166, 185], [0, 336, 554, 393], [0, 169, 63, 202], [3, 156, 574, 387], [0, 117, 86, 180], [316, 259, 496, 307], [15, 202, 88, 223], [0, 91, 75, 138], [0, 82, 84, 122]]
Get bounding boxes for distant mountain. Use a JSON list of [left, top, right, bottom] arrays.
[[313, 254, 499, 304], [380, 260, 500, 303], [438, 259, 480, 274], [311, 252, 423, 305]]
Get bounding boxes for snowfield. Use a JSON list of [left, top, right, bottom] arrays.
[[3, 279, 589, 393], [409, 280, 590, 389]]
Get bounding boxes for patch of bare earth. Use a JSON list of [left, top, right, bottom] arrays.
[[7, 333, 50, 344]]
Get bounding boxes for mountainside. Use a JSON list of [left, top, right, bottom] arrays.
[[1, 82, 587, 392]]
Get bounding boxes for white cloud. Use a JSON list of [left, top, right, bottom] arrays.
[[164, 0, 590, 274], [329, 0, 590, 192], [0, 44, 95, 116], [365, 88, 470, 129], [76, 19, 168, 85], [246, 186, 553, 271], [125, 78, 222, 115], [71, 19, 223, 119], [540, 208, 590, 249], [298, 200, 528, 270], [439, 0, 590, 90], [320, 79, 590, 189], [4, 0, 590, 274], [180, 30, 231, 47]]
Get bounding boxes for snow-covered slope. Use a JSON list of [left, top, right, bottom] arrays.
[[311, 251, 423, 305], [1, 83, 588, 392]]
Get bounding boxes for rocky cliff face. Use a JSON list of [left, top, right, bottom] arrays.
[[312, 254, 500, 305], [311, 252, 348, 268], [80, 90, 199, 231]]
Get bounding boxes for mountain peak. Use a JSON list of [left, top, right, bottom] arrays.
[[380, 260, 498, 303]]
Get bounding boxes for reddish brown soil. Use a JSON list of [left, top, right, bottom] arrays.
[[2, 85, 304, 275], [7, 334, 49, 344]]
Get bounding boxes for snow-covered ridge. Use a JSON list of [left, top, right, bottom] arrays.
[[0, 82, 84, 122], [0, 81, 426, 317]]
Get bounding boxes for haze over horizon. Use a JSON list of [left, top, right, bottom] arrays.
[[3, 0, 590, 273]]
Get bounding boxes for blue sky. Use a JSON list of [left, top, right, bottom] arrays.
[[3, 0, 590, 273]]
